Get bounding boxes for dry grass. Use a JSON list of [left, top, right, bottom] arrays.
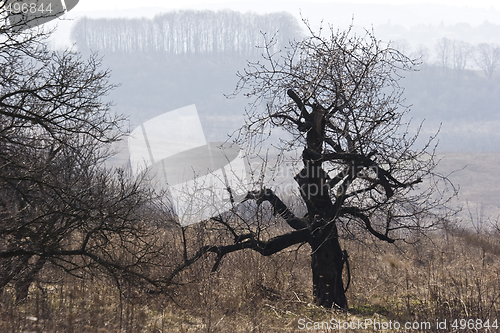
[[1, 226, 500, 333]]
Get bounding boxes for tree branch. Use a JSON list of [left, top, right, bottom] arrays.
[[287, 89, 310, 120], [210, 227, 311, 272], [245, 188, 309, 230], [340, 207, 395, 243]]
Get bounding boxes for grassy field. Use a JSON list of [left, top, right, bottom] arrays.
[[108, 148, 500, 223], [434, 152, 500, 223], [3, 151, 497, 332], [1, 226, 499, 332]]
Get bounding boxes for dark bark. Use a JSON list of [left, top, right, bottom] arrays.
[[294, 100, 348, 308], [245, 184, 349, 308], [14, 256, 46, 303], [309, 228, 347, 309], [181, 83, 431, 309], [225, 24, 456, 311]]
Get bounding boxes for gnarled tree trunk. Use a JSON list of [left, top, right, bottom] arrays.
[[296, 99, 348, 308], [309, 229, 347, 309]]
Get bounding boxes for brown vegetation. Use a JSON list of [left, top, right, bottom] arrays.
[[1, 222, 499, 333]]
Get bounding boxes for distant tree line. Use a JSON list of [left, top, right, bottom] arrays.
[[401, 37, 500, 79], [71, 10, 302, 58]]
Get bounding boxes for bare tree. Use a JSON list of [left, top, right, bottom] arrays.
[[411, 44, 430, 65], [71, 10, 302, 58], [475, 43, 500, 79], [451, 40, 472, 76], [436, 37, 452, 70], [167, 24, 457, 310], [435, 38, 472, 76], [0, 5, 175, 301]]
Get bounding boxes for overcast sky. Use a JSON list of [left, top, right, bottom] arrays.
[[47, 0, 500, 49], [64, 0, 500, 28], [73, 0, 499, 11]]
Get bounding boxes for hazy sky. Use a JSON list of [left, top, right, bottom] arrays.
[[74, 0, 499, 11], [47, 0, 500, 49]]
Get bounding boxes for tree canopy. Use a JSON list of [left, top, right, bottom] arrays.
[[174, 23, 459, 309], [0, 6, 174, 302], [71, 10, 302, 58]]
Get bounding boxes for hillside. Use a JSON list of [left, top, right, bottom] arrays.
[[73, 11, 499, 224], [69, 12, 500, 153], [434, 153, 500, 223]]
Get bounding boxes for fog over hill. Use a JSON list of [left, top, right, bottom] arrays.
[[69, 10, 500, 153], [65, 8, 500, 223], [50, 1, 500, 48]]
